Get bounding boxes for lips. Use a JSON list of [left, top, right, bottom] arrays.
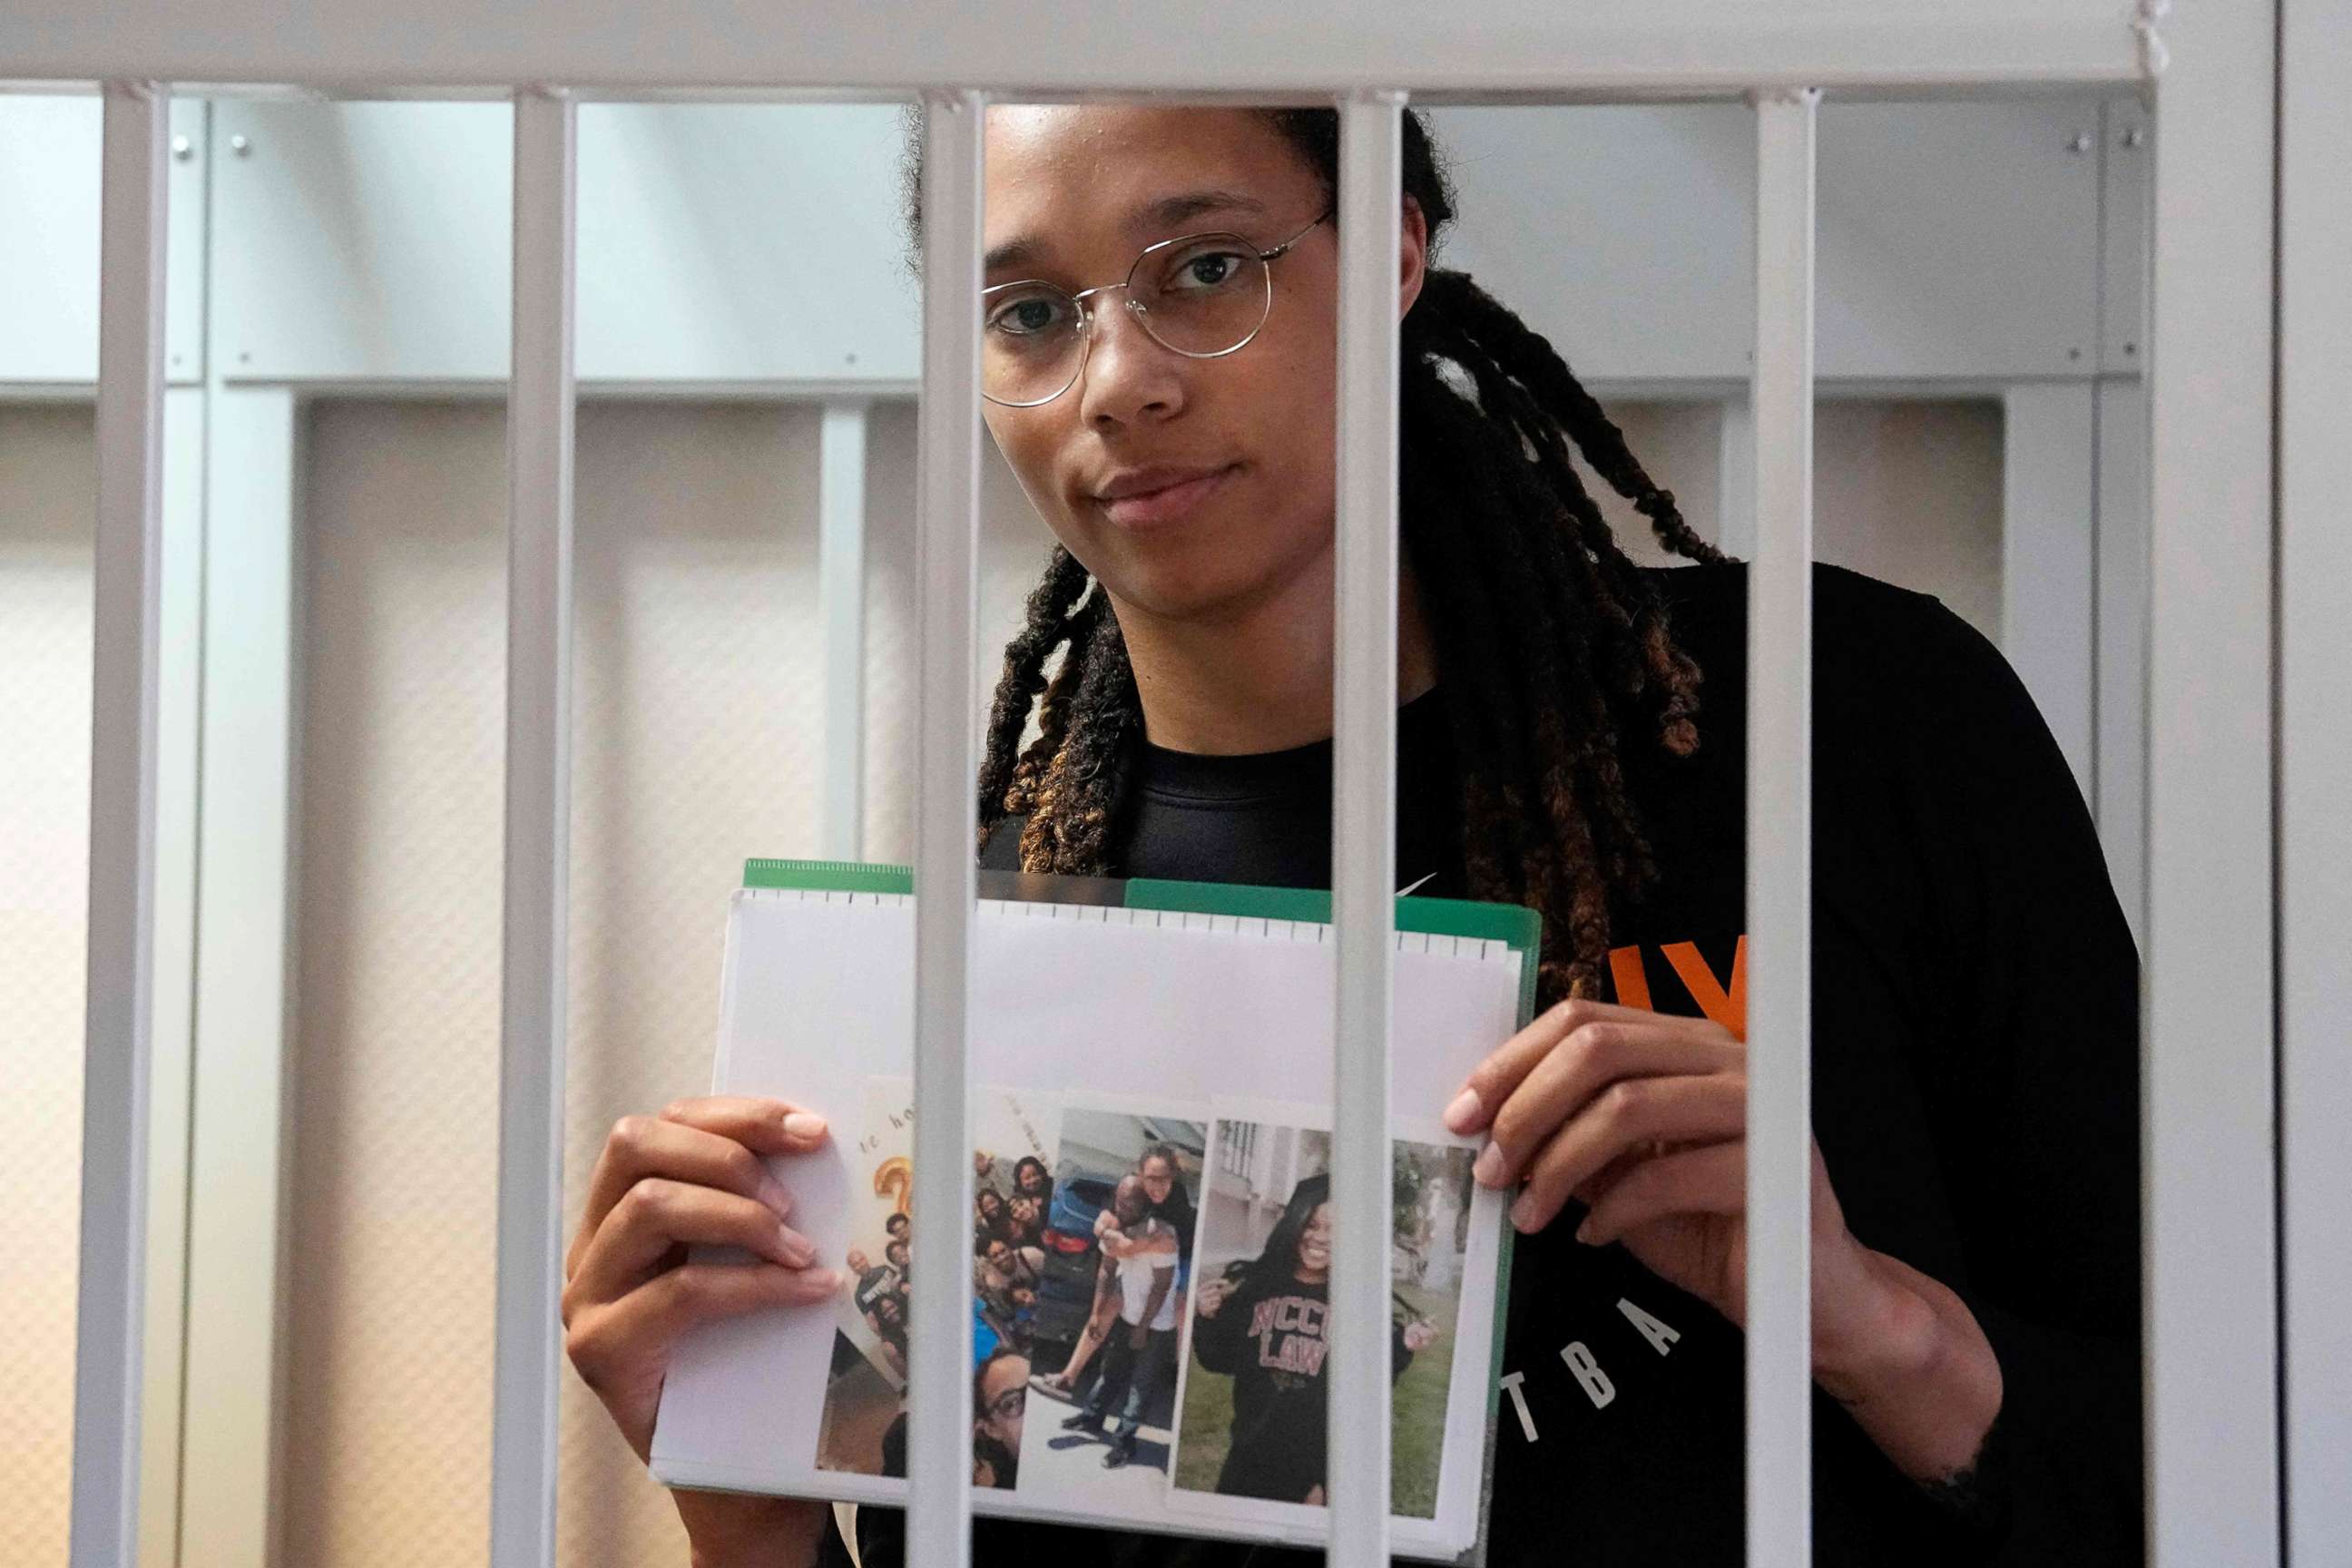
[[1097, 464, 1238, 530]]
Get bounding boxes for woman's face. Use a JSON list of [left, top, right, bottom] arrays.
[[1140, 1154, 1175, 1206], [1009, 1195, 1040, 1228], [977, 1190, 1003, 1220], [979, 1353, 1031, 1450], [1017, 1161, 1050, 1198], [979, 105, 1426, 626], [1295, 1201, 1334, 1279]]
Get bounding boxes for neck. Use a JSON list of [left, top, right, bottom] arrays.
[[1109, 548, 1440, 755]]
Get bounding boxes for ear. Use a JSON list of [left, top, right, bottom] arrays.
[[1398, 193, 1430, 319]]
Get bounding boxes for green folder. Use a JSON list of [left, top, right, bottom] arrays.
[[743, 855, 1536, 1561], [743, 856, 1544, 1030]]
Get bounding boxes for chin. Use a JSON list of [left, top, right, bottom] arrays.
[[1100, 547, 1302, 625]]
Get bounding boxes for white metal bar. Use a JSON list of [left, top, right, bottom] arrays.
[[490, 86, 576, 1568], [906, 86, 983, 1568], [2278, 0, 2351, 1554], [71, 75, 168, 1568], [179, 384, 299, 1568], [1328, 86, 1404, 1565], [1998, 382, 2097, 799], [140, 382, 207, 1568], [2143, 5, 2279, 1564], [1716, 392, 1756, 558], [1744, 83, 1818, 1568], [818, 398, 869, 861], [0, 5, 2146, 97], [2091, 377, 2148, 947]]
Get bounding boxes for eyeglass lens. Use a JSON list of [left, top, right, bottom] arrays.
[[982, 235, 1272, 405]]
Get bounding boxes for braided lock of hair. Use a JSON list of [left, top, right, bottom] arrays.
[[945, 109, 1722, 1010]]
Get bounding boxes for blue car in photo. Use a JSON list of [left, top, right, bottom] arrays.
[[1031, 1173, 1116, 1364]]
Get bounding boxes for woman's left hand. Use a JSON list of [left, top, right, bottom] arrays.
[[1444, 997, 1993, 1441]]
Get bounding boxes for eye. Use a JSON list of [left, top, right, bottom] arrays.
[[985, 287, 1076, 338], [1154, 239, 1253, 295]]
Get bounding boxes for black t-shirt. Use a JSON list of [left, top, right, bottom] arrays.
[[830, 561, 2143, 1566], [1189, 1269, 1421, 1504]]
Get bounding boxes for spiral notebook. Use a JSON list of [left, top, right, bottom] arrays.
[[648, 858, 1540, 1562]]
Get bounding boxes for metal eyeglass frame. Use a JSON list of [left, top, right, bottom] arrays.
[[979, 204, 1338, 407]]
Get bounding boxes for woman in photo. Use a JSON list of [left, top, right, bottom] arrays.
[[1136, 1143, 1196, 1265], [1003, 1193, 1045, 1250], [563, 99, 2140, 1567], [974, 1187, 1011, 1247], [1012, 1155, 1054, 1205], [1190, 1173, 1436, 1504]]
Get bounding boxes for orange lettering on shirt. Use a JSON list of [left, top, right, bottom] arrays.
[[1607, 946, 1652, 1010], [1660, 937, 1748, 1041]]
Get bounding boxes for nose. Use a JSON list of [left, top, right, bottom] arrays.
[[1075, 289, 1185, 428]]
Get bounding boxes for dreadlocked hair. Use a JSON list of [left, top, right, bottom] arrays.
[[902, 103, 1725, 1010]]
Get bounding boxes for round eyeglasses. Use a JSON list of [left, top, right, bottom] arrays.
[[980, 205, 1336, 407]]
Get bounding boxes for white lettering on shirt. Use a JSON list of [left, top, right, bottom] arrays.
[[1561, 1341, 1616, 1409], [1616, 1296, 1682, 1357], [1498, 1370, 1539, 1443]]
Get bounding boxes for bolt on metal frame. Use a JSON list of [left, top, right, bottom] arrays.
[[38, 5, 2289, 1568]]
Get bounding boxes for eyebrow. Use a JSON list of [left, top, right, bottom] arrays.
[[984, 189, 1272, 277]]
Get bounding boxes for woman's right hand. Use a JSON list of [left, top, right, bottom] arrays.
[[1195, 1276, 1234, 1319], [564, 1095, 841, 1565]]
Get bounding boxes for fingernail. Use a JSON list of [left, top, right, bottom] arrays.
[[1443, 1088, 1482, 1134], [1473, 1142, 1505, 1187], [802, 1267, 838, 1292], [1574, 1216, 1598, 1245], [760, 1176, 794, 1217], [780, 1225, 817, 1267], [782, 1111, 827, 1142], [1509, 1191, 1539, 1231]]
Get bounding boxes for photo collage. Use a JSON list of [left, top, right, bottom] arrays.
[[813, 1079, 1480, 1524]]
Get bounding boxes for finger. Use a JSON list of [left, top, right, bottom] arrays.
[[1446, 999, 1652, 1133], [660, 1094, 830, 1154], [1576, 1140, 1747, 1246], [568, 1180, 822, 1315], [1449, 1000, 1736, 1136], [572, 1113, 801, 1279], [566, 1257, 840, 1392], [1503, 1071, 1747, 1228], [1477, 1024, 1743, 1192]]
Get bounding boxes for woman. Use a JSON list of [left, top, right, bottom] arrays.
[[973, 1186, 1010, 1246], [1190, 1172, 1436, 1504], [1012, 1154, 1054, 1204], [560, 103, 2140, 1566], [1003, 1193, 1045, 1250], [1136, 1143, 1196, 1265]]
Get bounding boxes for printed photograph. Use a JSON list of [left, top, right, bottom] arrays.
[[1014, 1106, 1206, 1501], [1172, 1122, 1474, 1519], [813, 1079, 1059, 1489]]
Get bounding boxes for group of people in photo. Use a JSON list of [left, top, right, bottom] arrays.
[[825, 1114, 1460, 1510], [973, 1152, 1053, 1356]]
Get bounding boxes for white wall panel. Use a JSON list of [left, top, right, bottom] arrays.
[[197, 98, 2119, 393], [0, 396, 203, 1568], [2001, 383, 2096, 795], [1598, 398, 2004, 643], [0, 404, 97, 1568], [1430, 98, 2105, 384], [250, 397, 1050, 1568], [0, 95, 209, 386], [208, 100, 919, 387]]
